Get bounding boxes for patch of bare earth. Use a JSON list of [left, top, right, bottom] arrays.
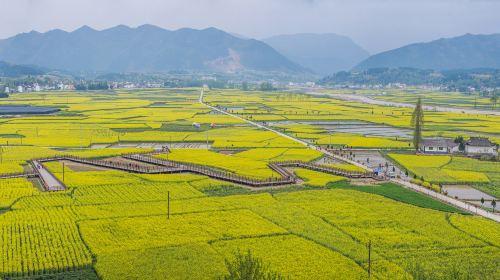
[[349, 178, 384, 186], [59, 160, 108, 172]]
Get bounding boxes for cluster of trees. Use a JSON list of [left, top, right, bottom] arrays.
[[221, 251, 286, 280], [167, 79, 228, 89], [74, 81, 109, 91], [0, 84, 7, 98], [0, 61, 46, 77], [259, 82, 275, 91], [454, 136, 466, 151], [319, 67, 500, 90]]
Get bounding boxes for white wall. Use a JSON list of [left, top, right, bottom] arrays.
[[466, 146, 498, 156]]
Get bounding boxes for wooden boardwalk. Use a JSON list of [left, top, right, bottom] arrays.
[[0, 173, 37, 179], [123, 153, 377, 187], [37, 155, 173, 174], [123, 154, 298, 187], [31, 160, 65, 191], [0, 151, 378, 191]]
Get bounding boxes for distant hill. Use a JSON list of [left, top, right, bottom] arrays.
[[264, 33, 369, 75], [355, 34, 500, 70], [0, 61, 45, 77], [0, 25, 306, 74], [319, 67, 500, 89]]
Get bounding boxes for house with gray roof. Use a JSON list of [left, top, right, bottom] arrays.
[[465, 137, 498, 158], [420, 138, 459, 154]]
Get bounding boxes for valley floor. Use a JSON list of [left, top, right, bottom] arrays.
[[0, 88, 498, 279]]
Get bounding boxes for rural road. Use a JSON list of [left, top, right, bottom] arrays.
[[199, 90, 499, 222], [394, 179, 500, 222], [32, 160, 65, 191], [307, 91, 500, 116], [199, 90, 370, 171]]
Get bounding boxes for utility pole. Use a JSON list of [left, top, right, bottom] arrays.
[[368, 240, 372, 278], [206, 131, 209, 149], [167, 191, 170, 219]]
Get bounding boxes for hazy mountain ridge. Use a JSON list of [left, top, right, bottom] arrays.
[[319, 67, 500, 89], [0, 60, 46, 77], [0, 25, 307, 74], [355, 34, 500, 70], [264, 33, 369, 75]]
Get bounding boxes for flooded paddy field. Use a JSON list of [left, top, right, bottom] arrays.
[[91, 142, 211, 149], [270, 120, 411, 138], [443, 185, 497, 209], [0, 104, 60, 115], [313, 156, 346, 165]]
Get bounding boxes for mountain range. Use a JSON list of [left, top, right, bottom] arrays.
[[0, 25, 306, 74], [1, 25, 499, 77], [355, 33, 500, 71], [264, 33, 369, 75]]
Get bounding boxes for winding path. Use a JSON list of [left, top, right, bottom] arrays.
[[199, 90, 500, 222]]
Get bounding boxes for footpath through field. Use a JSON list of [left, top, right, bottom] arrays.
[[199, 90, 500, 222]]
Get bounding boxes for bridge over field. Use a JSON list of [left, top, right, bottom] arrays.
[[0, 150, 378, 191]]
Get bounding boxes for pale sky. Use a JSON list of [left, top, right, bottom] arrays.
[[1, 0, 499, 53]]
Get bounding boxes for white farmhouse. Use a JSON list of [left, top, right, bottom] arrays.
[[420, 138, 459, 154], [465, 137, 498, 158], [17, 85, 23, 93]]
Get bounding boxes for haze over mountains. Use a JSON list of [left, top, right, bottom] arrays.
[[355, 34, 500, 71], [0, 24, 499, 78], [264, 33, 369, 75], [0, 25, 306, 74]]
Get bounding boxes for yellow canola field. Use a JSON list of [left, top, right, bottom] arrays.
[[294, 168, 345, 186]]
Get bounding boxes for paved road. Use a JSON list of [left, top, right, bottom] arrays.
[[307, 92, 500, 116], [394, 179, 500, 222], [199, 90, 499, 222], [32, 160, 65, 191]]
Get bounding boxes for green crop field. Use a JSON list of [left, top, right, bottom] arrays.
[[0, 88, 498, 280]]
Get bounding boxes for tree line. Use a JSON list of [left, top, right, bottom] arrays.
[[319, 67, 500, 90]]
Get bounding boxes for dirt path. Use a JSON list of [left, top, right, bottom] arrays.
[[308, 92, 500, 116]]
